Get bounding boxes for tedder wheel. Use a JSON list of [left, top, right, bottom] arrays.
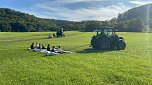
[[117, 41, 126, 50]]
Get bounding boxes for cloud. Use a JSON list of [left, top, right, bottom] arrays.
[[58, 3, 129, 21], [31, 1, 130, 21], [58, 0, 103, 4], [130, 0, 152, 6]]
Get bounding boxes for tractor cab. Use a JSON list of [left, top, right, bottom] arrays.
[[95, 27, 116, 36]]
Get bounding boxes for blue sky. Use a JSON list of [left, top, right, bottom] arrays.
[[0, 0, 152, 21]]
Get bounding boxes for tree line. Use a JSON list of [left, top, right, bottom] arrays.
[[0, 4, 152, 32]]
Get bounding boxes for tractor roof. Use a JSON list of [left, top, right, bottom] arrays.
[[93, 26, 114, 32]]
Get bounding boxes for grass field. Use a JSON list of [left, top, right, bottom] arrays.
[[0, 31, 152, 85]]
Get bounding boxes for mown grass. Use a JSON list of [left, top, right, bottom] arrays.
[[0, 31, 152, 85]]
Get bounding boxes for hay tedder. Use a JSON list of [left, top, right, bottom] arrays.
[[56, 28, 64, 37]]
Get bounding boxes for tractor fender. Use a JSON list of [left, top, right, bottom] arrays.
[[118, 37, 125, 42]]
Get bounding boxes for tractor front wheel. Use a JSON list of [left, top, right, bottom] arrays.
[[117, 41, 126, 50]]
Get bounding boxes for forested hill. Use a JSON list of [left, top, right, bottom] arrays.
[[0, 8, 86, 32], [115, 3, 152, 32], [117, 3, 152, 21], [1, 3, 152, 32]]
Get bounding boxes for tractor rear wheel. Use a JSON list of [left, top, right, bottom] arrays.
[[96, 36, 110, 50], [117, 41, 126, 50]]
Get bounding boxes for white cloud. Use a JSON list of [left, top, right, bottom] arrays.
[[58, 0, 103, 4], [130, 0, 152, 6], [28, 1, 130, 21], [58, 3, 130, 21]]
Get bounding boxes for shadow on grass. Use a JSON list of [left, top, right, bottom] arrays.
[[78, 48, 117, 53], [66, 44, 90, 51]]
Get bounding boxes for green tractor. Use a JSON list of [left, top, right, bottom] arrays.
[[91, 27, 126, 50]]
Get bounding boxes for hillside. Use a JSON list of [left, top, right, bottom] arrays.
[[0, 8, 111, 32], [0, 8, 54, 32], [115, 3, 152, 32], [0, 8, 86, 32], [117, 3, 152, 21]]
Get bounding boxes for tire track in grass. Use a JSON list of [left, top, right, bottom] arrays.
[[0, 33, 48, 39], [65, 32, 87, 37], [0, 33, 50, 43], [0, 37, 47, 43]]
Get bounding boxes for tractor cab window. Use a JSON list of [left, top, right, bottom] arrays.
[[103, 29, 113, 36]]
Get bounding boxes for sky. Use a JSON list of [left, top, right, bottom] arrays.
[[0, 0, 152, 21]]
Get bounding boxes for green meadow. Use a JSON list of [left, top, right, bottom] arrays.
[[0, 31, 152, 85]]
